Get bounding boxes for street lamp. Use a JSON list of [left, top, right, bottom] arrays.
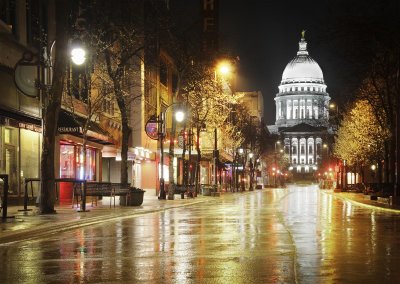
[[213, 60, 233, 194], [70, 47, 86, 66], [329, 103, 338, 112], [158, 104, 185, 200], [237, 147, 244, 191], [371, 164, 377, 184], [216, 60, 233, 77]]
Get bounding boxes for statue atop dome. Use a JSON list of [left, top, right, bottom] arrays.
[[301, 30, 306, 40]]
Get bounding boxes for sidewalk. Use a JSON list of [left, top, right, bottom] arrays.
[[0, 191, 215, 245], [322, 189, 400, 213]]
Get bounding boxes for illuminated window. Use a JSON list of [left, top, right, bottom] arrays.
[[4, 128, 11, 144], [60, 143, 96, 181], [60, 144, 75, 178]]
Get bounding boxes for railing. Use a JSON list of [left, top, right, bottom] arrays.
[[20, 178, 40, 212], [1, 174, 14, 221], [18, 178, 134, 212]]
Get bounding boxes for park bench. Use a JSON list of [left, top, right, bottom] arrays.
[[171, 184, 195, 199], [73, 182, 130, 208]]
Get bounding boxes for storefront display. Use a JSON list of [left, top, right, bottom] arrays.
[[59, 142, 98, 201]]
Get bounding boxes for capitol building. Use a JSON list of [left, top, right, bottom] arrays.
[[268, 33, 332, 173]]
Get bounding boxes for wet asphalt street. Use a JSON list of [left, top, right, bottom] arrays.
[[1, 184, 400, 283]]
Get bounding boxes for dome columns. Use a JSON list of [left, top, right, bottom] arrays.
[[275, 95, 329, 126]]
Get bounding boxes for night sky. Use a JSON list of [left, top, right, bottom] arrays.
[[219, 0, 349, 124], [172, 0, 396, 124]]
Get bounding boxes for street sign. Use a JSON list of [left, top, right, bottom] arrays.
[[145, 115, 159, 140]]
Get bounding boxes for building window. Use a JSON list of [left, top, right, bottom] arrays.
[[301, 145, 305, 155], [4, 128, 11, 144], [160, 60, 168, 86], [308, 145, 313, 154], [292, 146, 297, 155]]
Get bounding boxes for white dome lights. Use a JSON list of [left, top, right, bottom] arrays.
[[281, 33, 324, 85]]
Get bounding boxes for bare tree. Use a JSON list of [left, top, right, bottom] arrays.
[[39, 0, 70, 214]]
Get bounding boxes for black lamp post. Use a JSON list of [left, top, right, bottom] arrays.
[[157, 104, 185, 200], [213, 128, 219, 193]]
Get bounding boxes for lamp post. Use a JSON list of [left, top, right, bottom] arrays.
[[274, 141, 281, 187], [158, 104, 185, 200], [213, 128, 219, 193], [371, 164, 377, 183], [248, 152, 254, 191], [213, 60, 233, 194], [238, 147, 244, 191]]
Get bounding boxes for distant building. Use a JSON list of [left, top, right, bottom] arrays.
[[268, 34, 332, 173], [236, 91, 264, 122]]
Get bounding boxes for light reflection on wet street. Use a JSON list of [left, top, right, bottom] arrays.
[[1, 184, 400, 283]]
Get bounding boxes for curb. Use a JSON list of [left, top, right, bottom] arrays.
[[0, 199, 210, 245]]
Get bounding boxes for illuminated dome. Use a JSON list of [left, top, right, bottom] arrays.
[[281, 37, 324, 84]]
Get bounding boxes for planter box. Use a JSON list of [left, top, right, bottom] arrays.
[[120, 190, 145, 206], [201, 184, 213, 196]]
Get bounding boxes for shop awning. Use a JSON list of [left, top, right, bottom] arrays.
[[58, 110, 114, 145]]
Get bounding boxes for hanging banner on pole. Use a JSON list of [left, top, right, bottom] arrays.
[[145, 115, 159, 140]]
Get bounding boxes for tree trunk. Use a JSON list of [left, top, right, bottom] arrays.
[[39, 0, 69, 214], [167, 118, 177, 200], [114, 84, 131, 186]]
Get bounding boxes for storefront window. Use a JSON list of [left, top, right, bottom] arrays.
[[20, 129, 41, 195], [1, 127, 18, 194], [60, 144, 75, 178], [85, 147, 96, 181], [60, 143, 97, 181], [75, 145, 96, 181]]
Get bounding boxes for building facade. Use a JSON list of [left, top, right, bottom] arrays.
[[268, 34, 332, 174], [0, 1, 125, 201]]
